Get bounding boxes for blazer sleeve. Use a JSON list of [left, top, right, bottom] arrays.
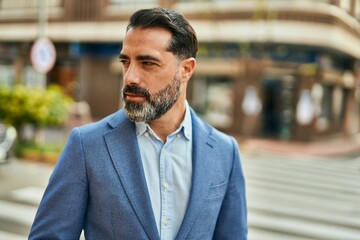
[[29, 128, 89, 240], [213, 137, 248, 240]]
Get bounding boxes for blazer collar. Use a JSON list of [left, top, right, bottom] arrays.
[[105, 109, 217, 240], [104, 110, 159, 240], [176, 109, 218, 240]]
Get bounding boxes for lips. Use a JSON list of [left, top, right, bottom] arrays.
[[123, 85, 150, 102], [125, 92, 144, 97], [124, 92, 145, 100]]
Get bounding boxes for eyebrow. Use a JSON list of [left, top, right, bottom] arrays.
[[119, 53, 129, 60], [119, 53, 161, 63]]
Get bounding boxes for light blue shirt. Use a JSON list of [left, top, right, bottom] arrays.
[[135, 103, 192, 240]]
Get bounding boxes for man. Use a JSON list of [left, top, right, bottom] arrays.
[[29, 7, 247, 240]]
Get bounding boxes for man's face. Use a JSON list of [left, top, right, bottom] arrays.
[[122, 72, 181, 122], [119, 27, 183, 122]]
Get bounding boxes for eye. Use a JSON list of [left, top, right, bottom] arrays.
[[142, 61, 156, 66], [119, 59, 130, 66]]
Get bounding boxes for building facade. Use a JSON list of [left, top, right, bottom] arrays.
[[1, 0, 360, 140]]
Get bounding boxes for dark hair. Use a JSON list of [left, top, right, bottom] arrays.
[[126, 7, 198, 59]]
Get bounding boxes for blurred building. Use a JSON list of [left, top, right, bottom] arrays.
[[1, 0, 360, 140]]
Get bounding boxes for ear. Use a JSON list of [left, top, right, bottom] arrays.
[[180, 58, 196, 83]]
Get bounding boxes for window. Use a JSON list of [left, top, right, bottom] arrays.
[[192, 76, 234, 129]]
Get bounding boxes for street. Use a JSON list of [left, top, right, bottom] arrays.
[[242, 150, 360, 240], [0, 159, 52, 239], [0, 149, 359, 239]]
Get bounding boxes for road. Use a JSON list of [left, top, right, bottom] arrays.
[[242, 150, 360, 240], [0, 159, 52, 239], [0, 150, 359, 239]]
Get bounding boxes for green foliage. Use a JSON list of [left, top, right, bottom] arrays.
[[0, 84, 72, 127], [15, 141, 63, 156], [14, 140, 62, 163], [14, 140, 61, 156]]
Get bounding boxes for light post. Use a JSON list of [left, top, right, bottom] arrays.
[[30, 0, 56, 88], [38, 0, 47, 38]]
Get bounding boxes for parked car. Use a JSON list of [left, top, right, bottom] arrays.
[[0, 124, 17, 164]]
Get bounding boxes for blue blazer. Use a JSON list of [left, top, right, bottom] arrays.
[[29, 109, 247, 240]]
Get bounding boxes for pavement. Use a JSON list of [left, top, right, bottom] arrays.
[[237, 134, 360, 157]]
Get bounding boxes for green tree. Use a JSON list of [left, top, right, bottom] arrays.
[[0, 84, 72, 141]]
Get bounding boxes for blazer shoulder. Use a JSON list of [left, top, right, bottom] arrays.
[[76, 109, 128, 137], [191, 108, 236, 147]]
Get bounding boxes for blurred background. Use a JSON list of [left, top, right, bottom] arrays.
[[0, 0, 360, 239]]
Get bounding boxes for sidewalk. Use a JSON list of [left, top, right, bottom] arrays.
[[237, 134, 360, 157]]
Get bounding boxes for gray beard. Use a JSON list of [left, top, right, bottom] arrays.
[[123, 73, 182, 122]]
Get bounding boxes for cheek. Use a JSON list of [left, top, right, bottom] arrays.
[[149, 73, 175, 92]]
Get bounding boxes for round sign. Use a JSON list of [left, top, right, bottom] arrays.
[[30, 37, 56, 74]]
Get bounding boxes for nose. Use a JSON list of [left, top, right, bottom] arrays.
[[123, 63, 141, 85]]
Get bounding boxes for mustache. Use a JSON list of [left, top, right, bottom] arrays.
[[123, 85, 151, 100]]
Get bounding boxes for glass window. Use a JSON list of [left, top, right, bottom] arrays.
[[316, 84, 332, 132], [192, 76, 234, 129], [0, 65, 14, 87]]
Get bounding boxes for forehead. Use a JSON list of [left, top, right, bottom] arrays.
[[121, 27, 173, 56]]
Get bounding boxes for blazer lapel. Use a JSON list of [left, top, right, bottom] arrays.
[[104, 112, 159, 240], [176, 110, 217, 240]]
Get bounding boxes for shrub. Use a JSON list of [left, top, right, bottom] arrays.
[[0, 84, 72, 128]]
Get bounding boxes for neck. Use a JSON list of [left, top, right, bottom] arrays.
[[148, 98, 186, 142]]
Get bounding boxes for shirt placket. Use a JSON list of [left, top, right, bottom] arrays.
[[159, 139, 174, 240]]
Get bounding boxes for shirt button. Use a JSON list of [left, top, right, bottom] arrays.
[[163, 218, 170, 225], [144, 132, 149, 137], [162, 181, 169, 189], [177, 134, 181, 138]]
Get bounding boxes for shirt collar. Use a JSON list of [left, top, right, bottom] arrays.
[[136, 120, 148, 137], [182, 101, 192, 141], [135, 101, 192, 141]]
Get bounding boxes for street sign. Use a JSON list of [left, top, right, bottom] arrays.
[[30, 37, 56, 74]]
